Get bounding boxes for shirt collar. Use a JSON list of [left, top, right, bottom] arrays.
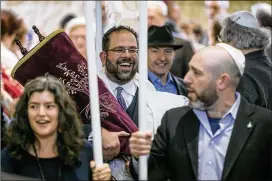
[[148, 71, 174, 85], [193, 92, 241, 120], [107, 77, 137, 96], [223, 92, 241, 120]]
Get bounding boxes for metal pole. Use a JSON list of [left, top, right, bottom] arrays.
[[95, 1, 102, 72], [84, 1, 103, 166], [138, 1, 148, 180]]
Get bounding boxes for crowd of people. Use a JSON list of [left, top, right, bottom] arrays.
[[1, 0, 271, 180]]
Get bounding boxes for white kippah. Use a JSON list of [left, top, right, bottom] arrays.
[[229, 11, 259, 29], [64, 17, 88, 35], [216, 43, 245, 76]]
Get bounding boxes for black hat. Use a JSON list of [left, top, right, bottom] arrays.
[[148, 25, 183, 50]]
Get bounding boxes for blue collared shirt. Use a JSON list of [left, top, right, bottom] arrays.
[[194, 92, 241, 180], [148, 71, 178, 95]]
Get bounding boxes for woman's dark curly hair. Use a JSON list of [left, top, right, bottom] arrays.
[[4, 75, 84, 166]]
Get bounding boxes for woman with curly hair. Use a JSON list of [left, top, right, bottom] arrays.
[[1, 75, 112, 181]]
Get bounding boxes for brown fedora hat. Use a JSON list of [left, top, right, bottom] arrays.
[[148, 25, 183, 50]]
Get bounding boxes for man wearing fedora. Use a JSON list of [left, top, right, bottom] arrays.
[[147, 25, 187, 96], [220, 11, 272, 110], [147, 1, 194, 79]]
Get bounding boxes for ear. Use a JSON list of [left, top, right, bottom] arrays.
[[99, 51, 107, 67], [217, 73, 230, 90]]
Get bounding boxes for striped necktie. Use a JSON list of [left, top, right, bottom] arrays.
[[116, 86, 127, 110]]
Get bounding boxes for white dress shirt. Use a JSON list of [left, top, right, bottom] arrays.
[[106, 77, 137, 108]]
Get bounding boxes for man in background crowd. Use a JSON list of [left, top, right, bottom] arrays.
[[220, 10, 272, 110], [164, 2, 182, 35], [147, 25, 187, 95], [251, 3, 272, 60], [205, 0, 229, 24], [65, 17, 88, 59], [147, 1, 194, 79]]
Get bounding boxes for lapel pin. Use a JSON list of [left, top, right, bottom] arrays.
[[247, 122, 252, 129]]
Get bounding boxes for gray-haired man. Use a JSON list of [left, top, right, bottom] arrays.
[[220, 10, 272, 110]]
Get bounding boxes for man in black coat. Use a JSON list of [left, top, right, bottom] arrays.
[[129, 44, 272, 180], [147, 25, 187, 96], [170, 37, 194, 79], [220, 11, 272, 110]]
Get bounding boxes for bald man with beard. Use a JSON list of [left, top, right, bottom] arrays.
[[129, 44, 272, 181]]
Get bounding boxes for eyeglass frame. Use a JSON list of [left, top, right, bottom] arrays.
[[105, 46, 139, 55]]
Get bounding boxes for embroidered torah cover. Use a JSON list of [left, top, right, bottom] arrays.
[[11, 29, 138, 154]]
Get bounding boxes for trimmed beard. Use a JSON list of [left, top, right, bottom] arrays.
[[105, 57, 138, 82], [189, 84, 218, 111]]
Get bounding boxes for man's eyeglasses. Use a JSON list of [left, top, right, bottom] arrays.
[[106, 47, 138, 55]]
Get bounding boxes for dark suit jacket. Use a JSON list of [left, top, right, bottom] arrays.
[[170, 37, 194, 79], [237, 50, 272, 110], [265, 45, 271, 61], [131, 98, 272, 181], [126, 88, 139, 127]]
